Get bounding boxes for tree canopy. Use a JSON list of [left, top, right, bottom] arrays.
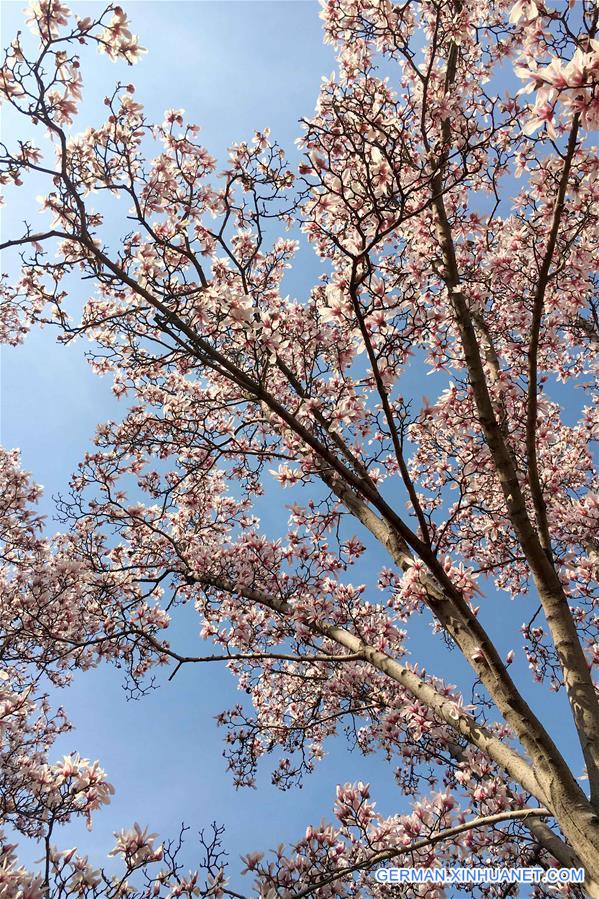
[[0, 1, 598, 896]]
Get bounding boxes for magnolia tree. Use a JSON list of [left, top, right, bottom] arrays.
[[1, 0, 598, 895]]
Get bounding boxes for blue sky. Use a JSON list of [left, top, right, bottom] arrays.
[[0, 1, 588, 892]]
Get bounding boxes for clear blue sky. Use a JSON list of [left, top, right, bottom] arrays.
[[0, 1, 585, 891]]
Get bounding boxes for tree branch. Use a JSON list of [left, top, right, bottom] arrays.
[[287, 807, 551, 899]]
